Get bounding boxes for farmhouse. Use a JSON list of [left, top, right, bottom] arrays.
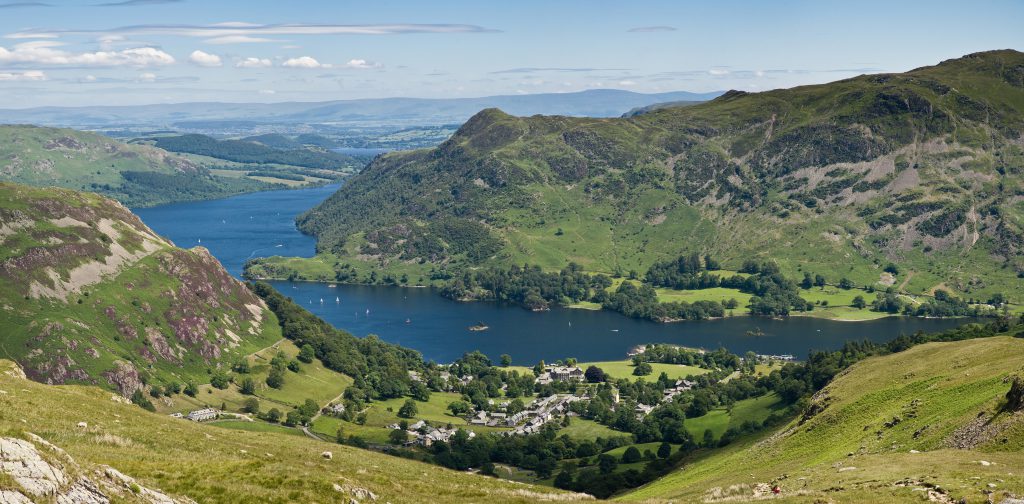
[[186, 408, 218, 422]]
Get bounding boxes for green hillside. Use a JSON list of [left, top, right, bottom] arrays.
[[271, 50, 1024, 304], [623, 335, 1024, 503], [0, 125, 286, 206], [0, 360, 585, 503], [0, 182, 280, 395]]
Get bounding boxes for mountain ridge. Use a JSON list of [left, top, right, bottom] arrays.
[[278, 49, 1024, 303]]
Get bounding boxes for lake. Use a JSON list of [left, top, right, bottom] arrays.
[[135, 186, 972, 364]]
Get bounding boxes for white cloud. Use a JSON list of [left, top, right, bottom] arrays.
[[137, 72, 156, 82], [235, 57, 271, 68], [0, 41, 174, 67], [83, 74, 96, 81], [188, 49, 221, 67], [618, 80, 637, 86], [0, 70, 45, 81], [258, 89, 275, 95], [282, 56, 329, 69], [343, 58, 379, 69], [708, 69, 730, 76], [205, 35, 276, 44]]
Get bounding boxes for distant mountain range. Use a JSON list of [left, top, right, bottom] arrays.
[[0, 89, 723, 130]]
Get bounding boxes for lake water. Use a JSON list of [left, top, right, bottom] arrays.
[[135, 186, 972, 364]]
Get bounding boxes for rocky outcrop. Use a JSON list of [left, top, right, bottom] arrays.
[[0, 434, 193, 504], [102, 361, 142, 397]]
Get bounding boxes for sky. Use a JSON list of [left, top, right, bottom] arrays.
[[0, 0, 1021, 108]]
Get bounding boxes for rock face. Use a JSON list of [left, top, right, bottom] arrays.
[[0, 434, 193, 504]]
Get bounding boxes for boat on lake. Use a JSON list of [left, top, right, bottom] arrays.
[[468, 322, 489, 332]]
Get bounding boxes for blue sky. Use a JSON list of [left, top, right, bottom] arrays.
[[0, 0, 1021, 107]]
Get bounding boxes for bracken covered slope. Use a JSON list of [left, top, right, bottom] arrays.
[[0, 183, 279, 395], [291, 50, 1024, 302]]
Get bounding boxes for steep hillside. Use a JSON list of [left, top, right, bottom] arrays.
[[0, 125, 274, 206], [287, 50, 1024, 303], [623, 335, 1024, 503], [0, 183, 279, 396], [0, 360, 585, 503]]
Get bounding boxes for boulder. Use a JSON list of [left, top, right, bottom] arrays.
[[321, 451, 333, 460]]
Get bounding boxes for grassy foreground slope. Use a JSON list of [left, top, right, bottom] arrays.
[[0, 125, 277, 206], [268, 50, 1024, 303], [0, 361, 587, 503], [623, 336, 1024, 503], [0, 182, 280, 395]]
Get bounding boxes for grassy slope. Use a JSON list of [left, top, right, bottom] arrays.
[[259, 50, 1024, 307], [0, 361, 584, 503], [578, 360, 710, 381], [0, 182, 280, 392], [623, 336, 1024, 503], [0, 125, 276, 207]]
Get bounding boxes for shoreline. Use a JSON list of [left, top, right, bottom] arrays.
[[249, 275, 988, 324]]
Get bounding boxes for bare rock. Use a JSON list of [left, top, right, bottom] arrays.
[[102, 360, 142, 397]]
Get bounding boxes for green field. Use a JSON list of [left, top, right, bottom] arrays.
[[209, 419, 305, 437], [558, 418, 626, 440], [578, 360, 710, 381], [683, 393, 787, 441]]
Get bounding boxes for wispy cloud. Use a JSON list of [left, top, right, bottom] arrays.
[[205, 35, 277, 44], [96, 0, 182, 6], [490, 67, 628, 74], [628, 26, 676, 33], [0, 70, 46, 80], [0, 41, 175, 66], [7, 22, 499, 39], [0, 1, 50, 8], [188, 49, 221, 67]]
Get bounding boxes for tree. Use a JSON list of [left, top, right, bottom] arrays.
[[621, 446, 642, 463], [801, 272, 814, 289], [657, 441, 672, 459], [447, 400, 470, 416], [884, 263, 900, 275], [500, 354, 512, 367], [130, 389, 155, 412], [852, 295, 867, 309], [723, 298, 739, 309], [703, 429, 715, 447], [633, 362, 653, 376], [266, 367, 285, 389], [507, 398, 525, 415], [184, 381, 198, 397], [388, 428, 409, 445], [838, 277, 854, 289], [412, 382, 431, 402], [814, 274, 826, 287], [584, 365, 607, 383], [210, 371, 231, 390], [284, 409, 303, 427], [297, 344, 316, 363], [243, 397, 260, 415], [240, 377, 256, 395], [554, 469, 575, 490], [266, 408, 282, 423], [598, 454, 618, 474], [287, 360, 301, 373], [398, 399, 418, 418]]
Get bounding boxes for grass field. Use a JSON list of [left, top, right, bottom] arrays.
[[578, 360, 710, 381], [683, 393, 787, 441], [559, 418, 627, 440], [209, 419, 305, 437], [623, 336, 1024, 503]]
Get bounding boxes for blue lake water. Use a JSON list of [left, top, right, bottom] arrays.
[[135, 186, 972, 364]]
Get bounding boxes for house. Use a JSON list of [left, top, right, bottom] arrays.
[[169, 412, 183, 419], [323, 403, 346, 416], [409, 420, 427, 431], [548, 366, 584, 382], [186, 408, 218, 422], [635, 404, 654, 417]]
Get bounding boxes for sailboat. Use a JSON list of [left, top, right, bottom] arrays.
[[335, 297, 340, 303], [319, 298, 324, 304]]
